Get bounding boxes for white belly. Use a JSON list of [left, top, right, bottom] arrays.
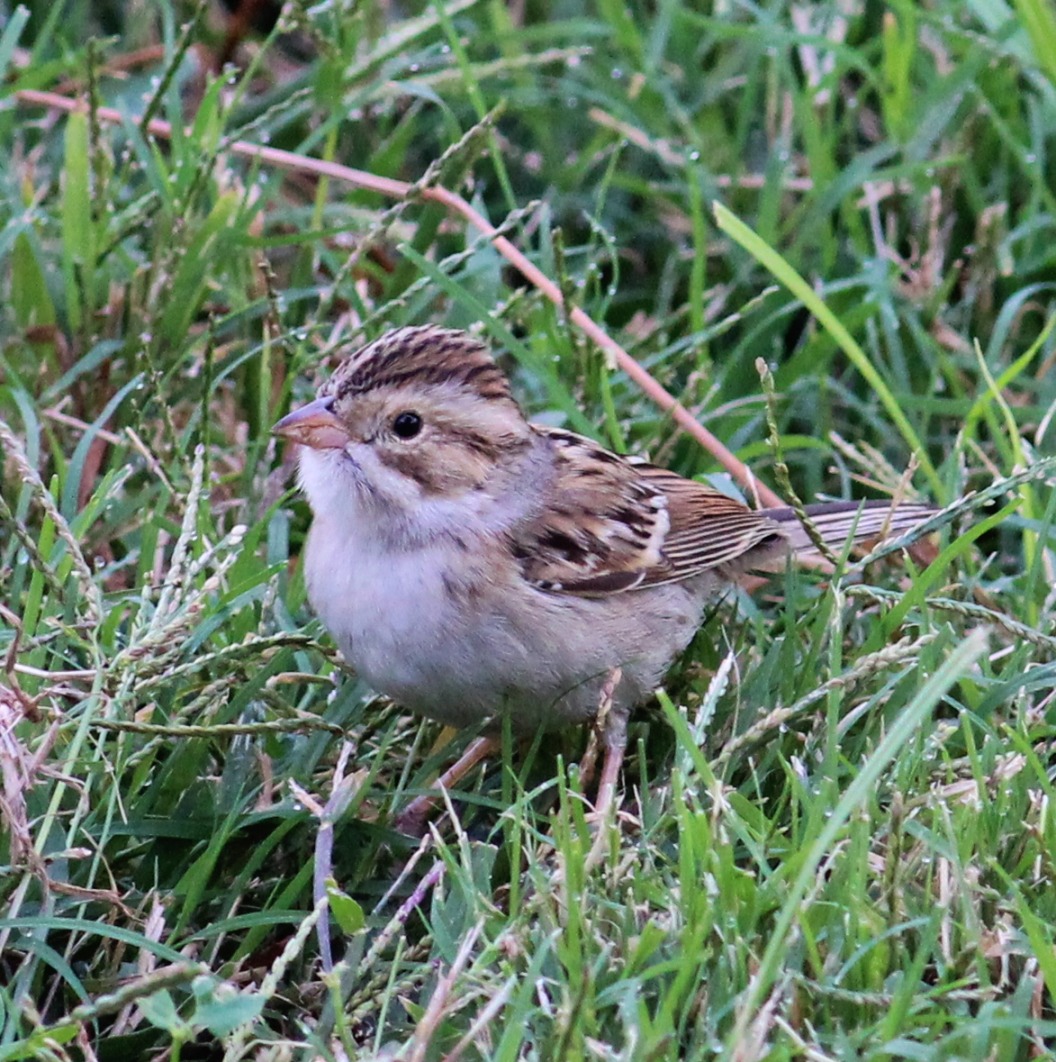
[[304, 513, 705, 733], [305, 516, 467, 709]]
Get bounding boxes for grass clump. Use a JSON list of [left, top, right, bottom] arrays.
[[1, 1, 1055, 1058]]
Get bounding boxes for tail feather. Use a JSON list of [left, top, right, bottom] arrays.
[[762, 500, 936, 554]]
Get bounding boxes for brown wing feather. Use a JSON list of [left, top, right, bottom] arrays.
[[632, 464, 788, 580], [513, 429, 788, 596], [512, 429, 671, 593]]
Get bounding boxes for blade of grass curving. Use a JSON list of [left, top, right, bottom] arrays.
[[0, 916, 190, 965], [723, 627, 987, 1051], [713, 201, 942, 496]]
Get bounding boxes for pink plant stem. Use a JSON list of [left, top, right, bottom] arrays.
[[16, 88, 783, 507]]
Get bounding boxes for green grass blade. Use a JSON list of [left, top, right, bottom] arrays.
[[713, 201, 942, 496], [724, 628, 988, 1049]]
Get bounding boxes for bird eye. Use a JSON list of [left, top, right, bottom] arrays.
[[391, 411, 423, 439]]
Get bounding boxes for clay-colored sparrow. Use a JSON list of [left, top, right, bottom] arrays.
[[275, 325, 933, 743]]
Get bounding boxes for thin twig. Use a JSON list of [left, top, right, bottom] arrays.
[[14, 87, 783, 507]]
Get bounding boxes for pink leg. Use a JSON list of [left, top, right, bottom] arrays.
[[395, 734, 499, 836], [585, 668, 626, 821]]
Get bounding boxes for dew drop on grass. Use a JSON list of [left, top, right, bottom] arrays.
[[687, 149, 701, 162]]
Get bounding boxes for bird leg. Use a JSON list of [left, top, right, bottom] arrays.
[[582, 667, 626, 823], [395, 733, 499, 837]]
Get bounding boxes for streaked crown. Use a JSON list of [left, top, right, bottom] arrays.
[[323, 325, 518, 406]]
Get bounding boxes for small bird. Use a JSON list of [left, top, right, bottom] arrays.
[[274, 326, 932, 793]]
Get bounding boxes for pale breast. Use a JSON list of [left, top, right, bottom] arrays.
[[305, 511, 710, 731], [304, 515, 461, 704]]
